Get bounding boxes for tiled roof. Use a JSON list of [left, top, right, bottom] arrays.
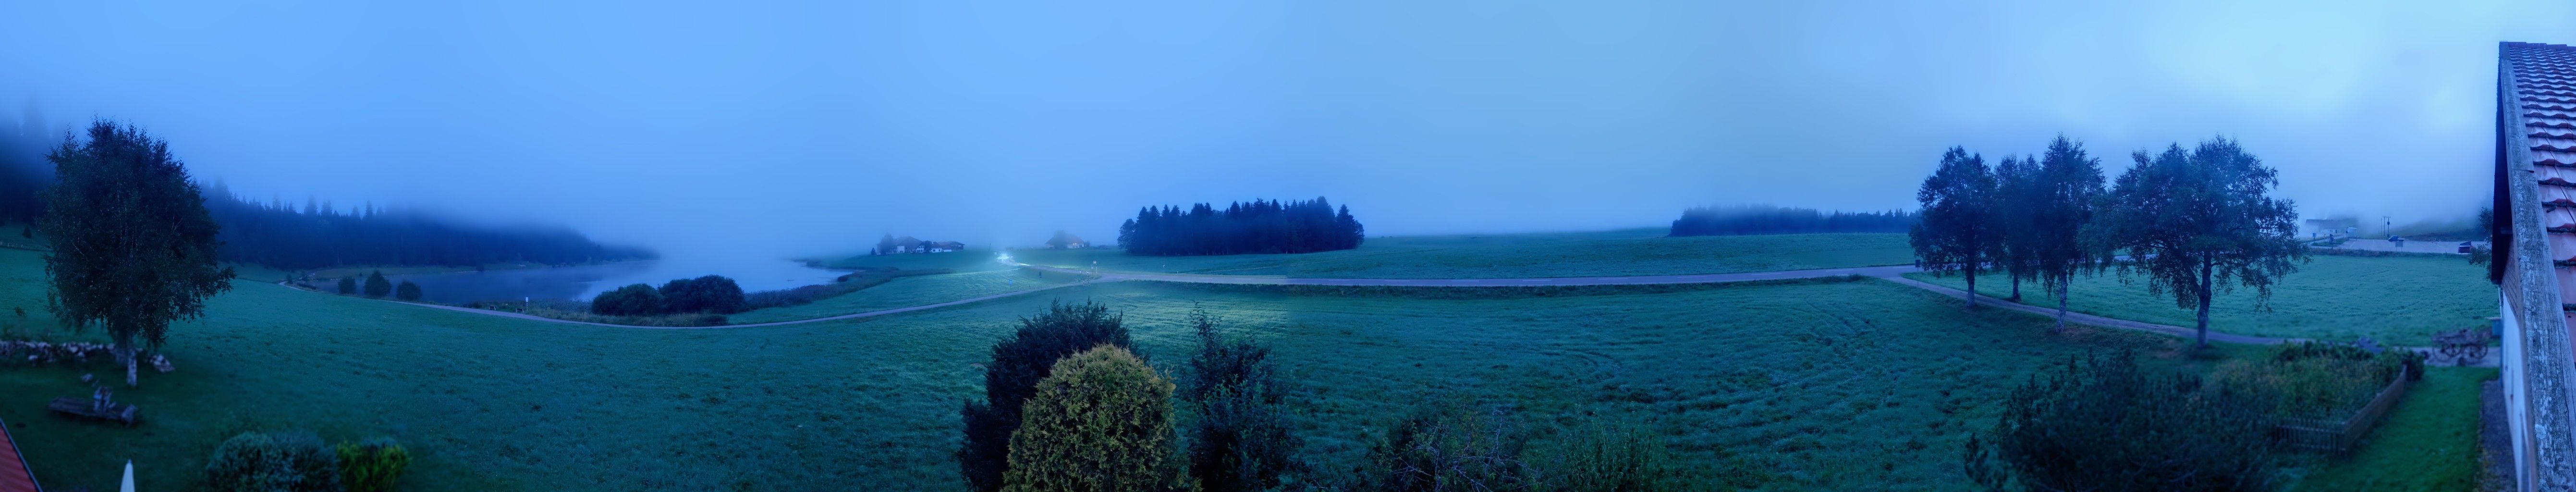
[[0, 419, 35, 492], [2504, 42, 2576, 317]]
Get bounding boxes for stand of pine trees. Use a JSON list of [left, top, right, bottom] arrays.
[[1667, 206, 1915, 236], [201, 184, 654, 270], [1115, 197, 1364, 256]]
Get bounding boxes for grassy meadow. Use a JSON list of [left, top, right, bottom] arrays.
[[0, 239, 2485, 491], [0, 237, 2248, 491], [2289, 367, 2498, 492], [995, 229, 1914, 278], [725, 268, 1086, 324], [809, 249, 1013, 273], [1902, 255, 2495, 346]]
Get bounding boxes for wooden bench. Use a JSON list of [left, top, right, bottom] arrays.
[[47, 397, 136, 426]]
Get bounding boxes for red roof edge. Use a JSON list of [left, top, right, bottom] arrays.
[[0, 418, 37, 492]]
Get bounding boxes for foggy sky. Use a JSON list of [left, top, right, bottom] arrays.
[[1, 1, 2566, 259]]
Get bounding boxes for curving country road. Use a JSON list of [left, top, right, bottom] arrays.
[[1010, 262, 1920, 286]]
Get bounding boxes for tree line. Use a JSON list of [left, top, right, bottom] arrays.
[[1116, 197, 1364, 256], [201, 184, 654, 270], [1909, 135, 2306, 347], [1666, 205, 1914, 236], [0, 117, 49, 226]]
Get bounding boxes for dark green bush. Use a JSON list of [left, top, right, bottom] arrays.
[[362, 271, 391, 297], [959, 301, 1132, 492], [206, 430, 344, 492], [392, 281, 422, 302], [336, 277, 357, 295], [657, 275, 747, 314], [1965, 351, 2279, 492], [589, 283, 662, 316], [335, 438, 411, 492], [1178, 307, 1303, 492], [1337, 401, 1543, 491]]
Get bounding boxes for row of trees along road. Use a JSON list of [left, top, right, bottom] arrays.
[[1911, 135, 2306, 348]]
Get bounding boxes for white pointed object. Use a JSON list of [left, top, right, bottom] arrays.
[[120, 460, 134, 492]]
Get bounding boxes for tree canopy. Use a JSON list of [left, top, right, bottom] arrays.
[[1667, 205, 1914, 237], [1117, 197, 1364, 256], [2095, 137, 2306, 348], [2030, 136, 2109, 332], [1909, 147, 2001, 308], [39, 120, 236, 368], [201, 183, 652, 270]]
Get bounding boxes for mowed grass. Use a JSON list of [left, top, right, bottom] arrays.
[[0, 236, 2240, 490], [724, 268, 1088, 324], [1902, 255, 2494, 346], [1000, 229, 1914, 279], [810, 249, 1011, 273], [2289, 367, 2498, 492]]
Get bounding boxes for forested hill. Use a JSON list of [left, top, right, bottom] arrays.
[[203, 185, 654, 270], [1669, 205, 1915, 237]]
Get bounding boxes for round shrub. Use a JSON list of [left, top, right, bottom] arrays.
[[589, 283, 662, 316], [1001, 345, 1187, 492], [393, 281, 423, 302], [206, 430, 343, 492]]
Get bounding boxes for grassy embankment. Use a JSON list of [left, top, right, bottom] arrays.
[[1902, 254, 2494, 346], [1000, 229, 1913, 278], [724, 268, 1086, 324]]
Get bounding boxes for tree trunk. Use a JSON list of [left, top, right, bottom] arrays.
[[2009, 276, 2021, 302], [2195, 260, 2214, 349], [1964, 264, 1978, 309], [2053, 281, 2070, 333], [112, 330, 137, 387]]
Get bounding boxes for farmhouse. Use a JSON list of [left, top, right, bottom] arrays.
[[2488, 41, 2576, 492], [925, 241, 965, 252]]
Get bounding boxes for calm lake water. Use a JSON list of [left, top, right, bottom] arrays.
[[389, 258, 849, 304]]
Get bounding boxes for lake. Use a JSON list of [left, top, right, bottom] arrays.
[[389, 258, 850, 304]]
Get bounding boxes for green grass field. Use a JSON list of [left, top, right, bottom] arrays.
[[809, 249, 1013, 273], [2288, 367, 2497, 492], [996, 229, 1914, 279], [1902, 255, 2495, 346], [724, 268, 1087, 324], [0, 235, 2249, 491]]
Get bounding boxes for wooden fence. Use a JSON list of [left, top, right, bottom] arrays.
[[2276, 366, 2417, 454]]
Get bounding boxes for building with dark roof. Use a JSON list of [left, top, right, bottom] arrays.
[[2492, 40, 2576, 492]]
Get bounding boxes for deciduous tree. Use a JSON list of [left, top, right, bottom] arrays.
[[1994, 155, 2043, 302], [363, 270, 391, 297], [2095, 137, 2306, 348], [394, 281, 423, 301], [39, 120, 234, 374], [1910, 147, 2001, 308], [2032, 136, 2108, 332]]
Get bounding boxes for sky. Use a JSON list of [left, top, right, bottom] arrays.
[[0, 0, 2567, 259]]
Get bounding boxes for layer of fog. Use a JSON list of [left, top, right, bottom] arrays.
[[1, 1, 2561, 262]]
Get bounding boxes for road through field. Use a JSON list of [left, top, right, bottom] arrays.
[[1017, 263, 1922, 286], [305, 258, 2502, 365]]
